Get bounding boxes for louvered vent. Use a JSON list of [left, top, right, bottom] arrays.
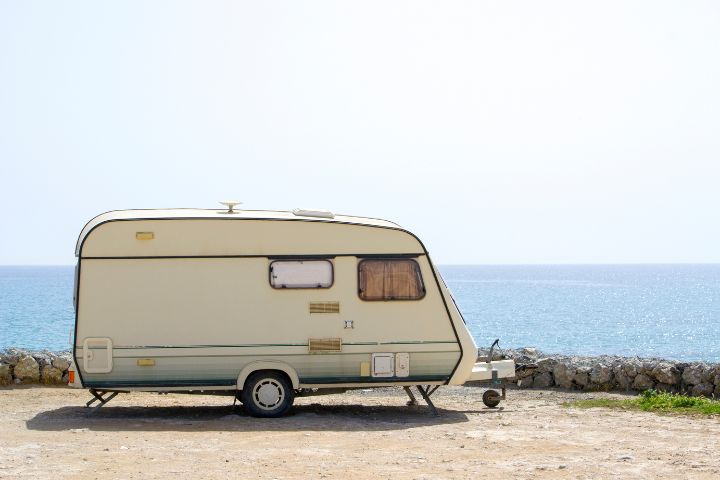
[[309, 301, 340, 314], [308, 338, 342, 353]]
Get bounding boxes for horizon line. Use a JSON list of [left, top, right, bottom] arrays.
[[2, 262, 720, 267]]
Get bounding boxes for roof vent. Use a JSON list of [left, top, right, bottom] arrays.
[[219, 200, 242, 214], [292, 208, 335, 219]]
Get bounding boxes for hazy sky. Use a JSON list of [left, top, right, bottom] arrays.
[[1, 1, 719, 265]]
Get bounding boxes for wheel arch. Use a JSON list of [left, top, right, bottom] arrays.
[[237, 361, 300, 390]]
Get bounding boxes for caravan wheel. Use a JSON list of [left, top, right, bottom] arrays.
[[482, 389, 501, 408], [242, 371, 294, 417]]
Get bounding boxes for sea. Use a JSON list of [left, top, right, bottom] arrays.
[[1, 265, 719, 362]]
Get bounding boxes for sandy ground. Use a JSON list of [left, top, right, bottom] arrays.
[[1, 386, 718, 479]]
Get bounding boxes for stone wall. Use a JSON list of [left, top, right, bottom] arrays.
[[0, 348, 72, 386], [479, 347, 720, 398], [3, 346, 719, 397]]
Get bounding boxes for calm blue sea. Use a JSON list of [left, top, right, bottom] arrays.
[[1, 265, 719, 362]]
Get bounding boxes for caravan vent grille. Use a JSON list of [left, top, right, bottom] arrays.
[[309, 301, 340, 314], [308, 338, 342, 353]]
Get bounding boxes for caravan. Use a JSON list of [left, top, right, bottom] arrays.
[[69, 203, 515, 416]]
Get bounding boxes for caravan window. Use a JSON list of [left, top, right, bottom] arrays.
[[270, 260, 333, 289], [358, 259, 425, 301]]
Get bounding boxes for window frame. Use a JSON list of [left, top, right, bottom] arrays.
[[357, 258, 426, 301], [268, 259, 334, 290]]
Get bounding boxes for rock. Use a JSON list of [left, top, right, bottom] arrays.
[[1, 348, 25, 366], [0, 363, 11, 385], [622, 360, 640, 378], [655, 383, 679, 393], [512, 355, 538, 367], [535, 358, 556, 374], [652, 363, 681, 385], [52, 356, 70, 372], [515, 367, 535, 379], [14, 355, 40, 383], [711, 367, 720, 388], [632, 373, 654, 390], [32, 352, 53, 367], [590, 364, 613, 385], [614, 367, 633, 390], [553, 363, 575, 389], [40, 365, 64, 384], [682, 364, 711, 385], [690, 383, 714, 397], [533, 372, 553, 388], [519, 347, 539, 357], [513, 348, 541, 365], [573, 369, 590, 388], [517, 377, 534, 389], [639, 361, 660, 377]]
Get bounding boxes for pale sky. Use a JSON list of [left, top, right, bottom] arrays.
[[1, 1, 719, 265]]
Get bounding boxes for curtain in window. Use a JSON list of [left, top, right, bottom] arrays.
[[359, 259, 424, 300]]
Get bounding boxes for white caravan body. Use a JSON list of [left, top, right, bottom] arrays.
[[70, 208, 514, 401]]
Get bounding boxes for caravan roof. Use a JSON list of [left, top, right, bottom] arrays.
[[75, 208, 403, 256]]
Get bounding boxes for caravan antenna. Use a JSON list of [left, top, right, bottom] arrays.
[[219, 200, 242, 214]]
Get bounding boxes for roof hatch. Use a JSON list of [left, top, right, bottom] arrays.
[[292, 208, 335, 219]]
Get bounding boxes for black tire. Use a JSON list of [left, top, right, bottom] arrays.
[[241, 371, 294, 418], [483, 389, 501, 408]]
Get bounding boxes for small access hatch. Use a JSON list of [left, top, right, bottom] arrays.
[[82, 337, 113, 374], [395, 352, 410, 377], [371, 353, 395, 377], [292, 208, 335, 219]]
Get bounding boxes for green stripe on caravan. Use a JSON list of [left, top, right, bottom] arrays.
[[86, 341, 459, 350]]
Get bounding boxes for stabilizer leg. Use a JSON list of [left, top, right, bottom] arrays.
[[415, 385, 440, 416], [403, 386, 419, 406], [85, 389, 119, 409]]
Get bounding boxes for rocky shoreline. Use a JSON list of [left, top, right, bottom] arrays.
[[2, 347, 719, 398], [481, 347, 720, 398], [0, 348, 72, 385]]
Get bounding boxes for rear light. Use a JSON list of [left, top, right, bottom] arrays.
[[68, 370, 75, 384]]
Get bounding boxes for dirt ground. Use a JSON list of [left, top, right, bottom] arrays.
[[1, 386, 718, 479]]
